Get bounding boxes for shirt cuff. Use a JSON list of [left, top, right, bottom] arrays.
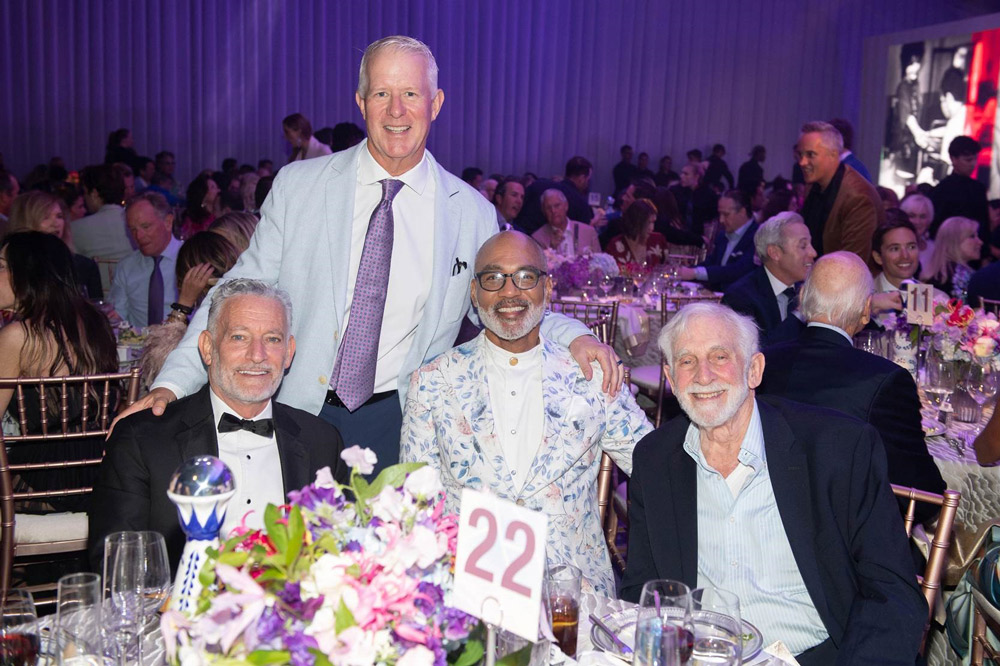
[[694, 267, 708, 281], [150, 380, 187, 400]]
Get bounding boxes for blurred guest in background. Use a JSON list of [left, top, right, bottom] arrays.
[[738, 145, 766, 190], [829, 118, 872, 183], [607, 198, 667, 268], [179, 174, 220, 239], [532, 189, 600, 256], [677, 189, 758, 291], [930, 135, 990, 251], [492, 177, 525, 230], [703, 143, 734, 190], [283, 112, 333, 163], [0, 169, 19, 234], [134, 156, 155, 192], [104, 128, 137, 167], [920, 216, 982, 301], [74, 164, 134, 268], [613, 144, 637, 193], [670, 161, 717, 236], [899, 193, 935, 268], [54, 182, 88, 222], [209, 211, 258, 253], [654, 155, 679, 188]]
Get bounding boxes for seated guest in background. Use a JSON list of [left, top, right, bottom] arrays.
[[91, 278, 349, 573], [920, 216, 983, 301], [930, 135, 989, 245], [653, 155, 679, 188], [54, 182, 88, 222], [670, 162, 718, 236], [677, 189, 758, 290], [557, 156, 597, 226], [492, 177, 525, 231], [737, 145, 766, 190], [116, 162, 137, 202], [134, 156, 155, 192], [967, 259, 1000, 309], [139, 231, 242, 390], [479, 177, 498, 202], [0, 169, 19, 234], [461, 166, 484, 190], [283, 112, 333, 163], [7, 190, 103, 300], [532, 189, 600, 256], [0, 232, 118, 510], [828, 117, 873, 183], [179, 174, 221, 239], [869, 211, 946, 326], [73, 164, 134, 266], [722, 212, 815, 345], [798, 121, 884, 267], [209, 211, 259, 253], [612, 145, 637, 193], [401, 231, 651, 596], [110, 192, 182, 328], [651, 186, 703, 248], [635, 152, 655, 181], [759, 252, 945, 520], [877, 186, 900, 210], [899, 193, 935, 269], [740, 177, 767, 223], [621, 302, 926, 664], [607, 198, 667, 268], [144, 171, 182, 207]]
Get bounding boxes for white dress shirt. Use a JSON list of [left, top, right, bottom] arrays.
[[109, 236, 182, 328], [337, 145, 436, 394], [291, 135, 334, 161], [482, 335, 544, 493], [764, 266, 795, 320], [209, 389, 285, 537]]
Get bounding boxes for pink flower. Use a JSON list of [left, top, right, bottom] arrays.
[[341, 446, 377, 475], [395, 624, 428, 644], [201, 564, 267, 653], [398, 645, 436, 666]]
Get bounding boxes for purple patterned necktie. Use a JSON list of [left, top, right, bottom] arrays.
[[147, 255, 164, 326], [331, 178, 404, 410]]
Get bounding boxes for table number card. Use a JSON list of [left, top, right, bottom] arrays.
[[906, 283, 934, 326], [453, 489, 548, 641]]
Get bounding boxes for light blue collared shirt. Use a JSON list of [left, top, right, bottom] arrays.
[[109, 236, 183, 328], [684, 400, 828, 654]]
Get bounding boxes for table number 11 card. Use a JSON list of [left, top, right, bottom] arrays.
[[453, 489, 548, 641], [906, 283, 935, 326]]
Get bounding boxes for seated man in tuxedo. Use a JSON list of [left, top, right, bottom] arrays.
[[721, 212, 815, 345], [531, 188, 601, 256], [401, 231, 652, 596], [89, 278, 349, 572], [677, 189, 758, 290], [621, 302, 926, 665], [759, 252, 945, 520]]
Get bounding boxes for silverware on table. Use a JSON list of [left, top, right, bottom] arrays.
[[589, 612, 633, 656]]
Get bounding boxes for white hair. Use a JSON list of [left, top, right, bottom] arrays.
[[657, 302, 759, 377], [800, 120, 844, 155], [541, 188, 567, 206], [899, 193, 934, 222], [357, 35, 439, 98], [207, 278, 293, 334], [799, 252, 873, 331], [754, 211, 805, 261]]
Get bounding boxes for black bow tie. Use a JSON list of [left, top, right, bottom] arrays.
[[218, 412, 274, 438]]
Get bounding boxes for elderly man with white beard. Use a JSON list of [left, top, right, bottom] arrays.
[[621, 302, 927, 665], [400, 230, 651, 596]]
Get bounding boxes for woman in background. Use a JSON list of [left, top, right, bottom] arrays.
[[920, 216, 983, 301], [607, 198, 667, 268], [209, 211, 258, 253], [179, 174, 220, 239]]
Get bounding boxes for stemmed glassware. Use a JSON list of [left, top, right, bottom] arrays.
[[924, 347, 957, 419], [103, 531, 171, 666], [0, 589, 39, 666], [635, 579, 692, 665], [963, 361, 998, 433], [599, 274, 615, 300]]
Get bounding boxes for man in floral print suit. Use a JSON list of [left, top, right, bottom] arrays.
[[400, 231, 652, 596]]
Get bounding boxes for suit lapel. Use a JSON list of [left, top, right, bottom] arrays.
[[273, 404, 309, 492], [177, 386, 220, 461], [760, 401, 834, 627], [754, 268, 781, 329], [666, 439, 698, 585], [325, 145, 363, 332]]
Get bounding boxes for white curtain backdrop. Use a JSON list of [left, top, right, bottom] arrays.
[[0, 0, 994, 197]]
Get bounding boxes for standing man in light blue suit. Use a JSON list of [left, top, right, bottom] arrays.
[[117, 36, 620, 476]]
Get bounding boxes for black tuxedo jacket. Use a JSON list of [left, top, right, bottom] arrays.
[[88, 386, 349, 573], [721, 266, 803, 345], [621, 397, 926, 664], [760, 326, 945, 521], [702, 221, 758, 290]]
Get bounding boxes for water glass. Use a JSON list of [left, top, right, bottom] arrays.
[[56, 573, 103, 665], [546, 564, 581, 658], [0, 589, 39, 666], [599, 275, 614, 299], [924, 349, 957, 417], [635, 615, 681, 666], [636, 580, 692, 665], [690, 587, 742, 664]]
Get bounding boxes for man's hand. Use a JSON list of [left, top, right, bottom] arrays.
[[676, 266, 697, 281], [569, 335, 622, 397], [871, 291, 903, 313], [108, 387, 177, 438]]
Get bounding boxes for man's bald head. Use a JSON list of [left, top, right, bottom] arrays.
[[474, 230, 547, 273], [799, 251, 874, 335]]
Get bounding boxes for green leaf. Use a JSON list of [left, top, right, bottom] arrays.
[[217, 551, 250, 567], [451, 637, 485, 666], [246, 650, 291, 665], [264, 505, 288, 556], [367, 462, 425, 497], [334, 597, 356, 633], [496, 643, 533, 666], [309, 649, 334, 666], [198, 560, 217, 588], [315, 534, 340, 553], [353, 475, 372, 502], [286, 506, 305, 567]]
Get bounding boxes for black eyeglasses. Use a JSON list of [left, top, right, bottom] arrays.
[[475, 268, 548, 292]]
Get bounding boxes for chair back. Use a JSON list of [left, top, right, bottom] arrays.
[[981, 297, 1000, 316], [550, 299, 620, 346], [597, 368, 630, 572], [92, 257, 119, 289], [891, 484, 961, 652], [0, 368, 141, 593]]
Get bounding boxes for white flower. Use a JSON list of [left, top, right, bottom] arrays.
[[305, 605, 338, 654], [302, 552, 355, 603], [313, 466, 336, 488], [974, 336, 997, 357], [371, 486, 407, 523], [398, 645, 436, 666], [341, 446, 377, 475], [403, 466, 443, 500], [409, 524, 447, 569]]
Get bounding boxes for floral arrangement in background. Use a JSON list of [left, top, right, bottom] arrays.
[[161, 447, 482, 666], [931, 299, 1000, 367], [545, 250, 619, 291]]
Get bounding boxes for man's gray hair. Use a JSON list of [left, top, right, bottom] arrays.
[[126, 191, 172, 219], [541, 188, 567, 205], [800, 120, 844, 155], [206, 278, 294, 334], [799, 252, 873, 331], [754, 211, 805, 261], [657, 302, 759, 376], [357, 35, 439, 98]]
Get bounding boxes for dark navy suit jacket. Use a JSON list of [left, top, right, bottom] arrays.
[[721, 266, 803, 345], [621, 397, 926, 664], [702, 221, 758, 290]]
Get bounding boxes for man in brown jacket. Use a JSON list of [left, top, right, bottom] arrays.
[[797, 121, 884, 270]]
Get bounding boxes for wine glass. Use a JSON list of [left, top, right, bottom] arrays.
[[925, 349, 957, 419], [56, 573, 103, 665], [599, 274, 615, 300], [0, 589, 39, 666], [103, 531, 169, 665], [963, 362, 998, 432], [636, 580, 693, 665], [690, 587, 741, 665]]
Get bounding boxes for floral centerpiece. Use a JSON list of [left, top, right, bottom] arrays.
[[160, 447, 483, 666], [930, 299, 1000, 368], [545, 249, 619, 291]]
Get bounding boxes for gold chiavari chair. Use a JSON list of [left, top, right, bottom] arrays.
[[0, 368, 141, 602], [891, 484, 961, 655], [981, 297, 1000, 316], [92, 257, 119, 291], [550, 299, 620, 347], [597, 367, 630, 573]]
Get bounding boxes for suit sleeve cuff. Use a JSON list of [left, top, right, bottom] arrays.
[[150, 380, 187, 400], [694, 267, 709, 281]]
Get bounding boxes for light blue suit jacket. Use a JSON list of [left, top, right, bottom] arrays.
[[154, 143, 590, 414]]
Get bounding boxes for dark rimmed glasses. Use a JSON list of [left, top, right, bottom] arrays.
[[475, 268, 548, 291]]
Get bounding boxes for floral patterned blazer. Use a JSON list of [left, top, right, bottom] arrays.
[[400, 333, 653, 596]]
